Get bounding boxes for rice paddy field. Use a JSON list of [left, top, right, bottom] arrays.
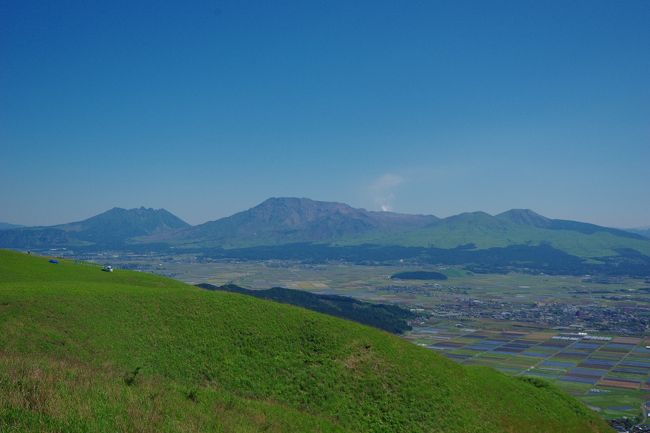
[[404, 325, 650, 420]]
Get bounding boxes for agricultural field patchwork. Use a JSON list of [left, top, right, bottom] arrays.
[[405, 325, 650, 419]]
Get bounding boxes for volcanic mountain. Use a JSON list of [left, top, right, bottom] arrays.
[[160, 197, 438, 248], [0, 207, 188, 248]]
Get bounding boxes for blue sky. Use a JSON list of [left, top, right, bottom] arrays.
[[1, 0, 648, 227]]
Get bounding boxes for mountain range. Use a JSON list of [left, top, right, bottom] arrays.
[[1, 197, 649, 274], [141, 197, 650, 258]]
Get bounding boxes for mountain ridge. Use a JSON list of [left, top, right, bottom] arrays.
[[1, 198, 649, 267]]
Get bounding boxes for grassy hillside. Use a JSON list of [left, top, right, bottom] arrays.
[[342, 218, 650, 258], [0, 250, 611, 433]]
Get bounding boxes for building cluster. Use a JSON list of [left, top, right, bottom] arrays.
[[425, 298, 649, 335]]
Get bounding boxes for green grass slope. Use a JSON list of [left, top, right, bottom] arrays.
[[0, 250, 611, 433], [343, 218, 650, 258]]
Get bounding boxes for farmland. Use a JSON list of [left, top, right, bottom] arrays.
[[406, 325, 650, 421]]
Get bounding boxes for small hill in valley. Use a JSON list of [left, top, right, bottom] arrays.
[[391, 270, 448, 280], [197, 283, 415, 333]]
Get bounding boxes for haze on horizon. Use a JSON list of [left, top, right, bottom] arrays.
[[1, 1, 649, 228]]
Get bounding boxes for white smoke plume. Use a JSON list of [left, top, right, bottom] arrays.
[[369, 173, 404, 212]]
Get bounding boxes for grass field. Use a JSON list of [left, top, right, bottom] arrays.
[[0, 250, 613, 432]]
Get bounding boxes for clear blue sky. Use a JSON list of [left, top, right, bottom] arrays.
[[1, 0, 648, 227]]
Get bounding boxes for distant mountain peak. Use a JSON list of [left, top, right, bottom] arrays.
[[48, 206, 190, 245], [500, 208, 544, 217], [0, 205, 191, 248], [256, 197, 354, 212], [445, 211, 495, 222], [104, 206, 166, 214], [261, 197, 314, 204], [496, 208, 551, 227], [170, 197, 437, 247], [459, 211, 492, 217]]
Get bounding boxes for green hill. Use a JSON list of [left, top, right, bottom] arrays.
[[197, 283, 415, 334], [0, 250, 611, 433], [342, 209, 650, 259]]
